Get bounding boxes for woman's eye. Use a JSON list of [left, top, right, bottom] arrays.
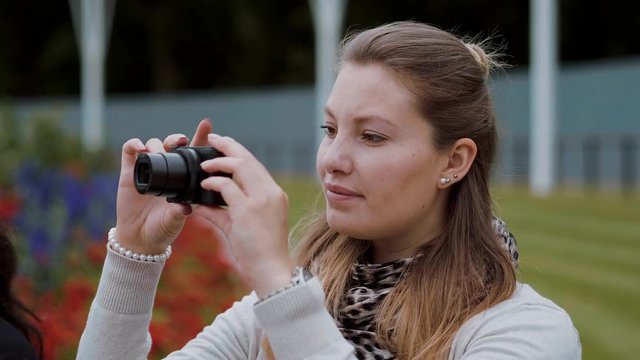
[[362, 132, 386, 144], [320, 125, 337, 138]]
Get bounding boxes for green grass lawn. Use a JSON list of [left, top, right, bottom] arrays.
[[494, 187, 640, 360], [277, 177, 640, 360]]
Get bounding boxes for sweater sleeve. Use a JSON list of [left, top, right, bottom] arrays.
[[164, 293, 256, 359], [253, 277, 357, 360], [76, 248, 253, 360], [76, 248, 164, 360]]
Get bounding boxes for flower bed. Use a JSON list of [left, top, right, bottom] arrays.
[[13, 216, 247, 359]]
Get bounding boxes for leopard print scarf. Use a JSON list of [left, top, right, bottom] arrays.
[[334, 218, 519, 360]]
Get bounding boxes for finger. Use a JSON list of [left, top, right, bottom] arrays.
[[200, 176, 246, 207], [190, 118, 212, 146], [204, 136, 276, 195], [192, 205, 231, 235], [163, 133, 189, 151], [207, 134, 255, 160], [145, 138, 164, 153], [200, 156, 243, 175], [200, 156, 263, 192], [121, 138, 147, 170]]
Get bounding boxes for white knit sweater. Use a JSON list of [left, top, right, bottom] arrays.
[[76, 249, 581, 360]]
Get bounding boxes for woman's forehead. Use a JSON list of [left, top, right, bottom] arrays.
[[327, 63, 422, 124]]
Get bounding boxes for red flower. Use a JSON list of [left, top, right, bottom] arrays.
[[0, 194, 21, 221], [61, 277, 95, 313], [86, 241, 107, 265]]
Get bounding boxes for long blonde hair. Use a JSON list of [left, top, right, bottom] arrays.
[[290, 22, 516, 359]]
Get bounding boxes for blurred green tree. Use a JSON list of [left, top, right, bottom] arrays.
[[0, 0, 638, 96]]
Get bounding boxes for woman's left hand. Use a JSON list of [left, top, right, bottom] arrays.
[[195, 134, 294, 297]]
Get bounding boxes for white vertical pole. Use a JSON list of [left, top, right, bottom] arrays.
[[80, 0, 106, 150], [530, 0, 558, 196], [310, 0, 347, 153]]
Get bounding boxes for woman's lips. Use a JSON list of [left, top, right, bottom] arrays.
[[324, 183, 363, 202]]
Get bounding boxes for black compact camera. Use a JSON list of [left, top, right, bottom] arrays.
[[133, 146, 228, 206]]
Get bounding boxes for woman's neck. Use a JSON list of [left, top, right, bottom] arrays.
[[369, 239, 419, 263], [369, 230, 440, 263], [368, 212, 444, 264]]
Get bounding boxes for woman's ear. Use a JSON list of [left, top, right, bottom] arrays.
[[437, 138, 477, 189]]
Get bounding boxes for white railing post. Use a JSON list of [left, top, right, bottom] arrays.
[[309, 0, 348, 155], [530, 0, 559, 196], [70, 0, 116, 150]]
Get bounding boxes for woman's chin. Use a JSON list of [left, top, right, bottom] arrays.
[[326, 214, 373, 240]]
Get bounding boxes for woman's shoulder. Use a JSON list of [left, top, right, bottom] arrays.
[[482, 282, 572, 317], [450, 282, 582, 359]]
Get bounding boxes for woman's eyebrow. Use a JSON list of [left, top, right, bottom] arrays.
[[324, 106, 336, 120], [324, 107, 394, 128], [352, 114, 395, 127]]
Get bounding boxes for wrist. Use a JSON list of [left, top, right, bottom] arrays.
[[108, 227, 172, 263], [255, 266, 314, 303], [254, 270, 293, 299], [246, 260, 295, 298], [114, 227, 168, 255]]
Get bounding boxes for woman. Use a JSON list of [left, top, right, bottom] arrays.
[[0, 223, 42, 359], [77, 22, 580, 359]]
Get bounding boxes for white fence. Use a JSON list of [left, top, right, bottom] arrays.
[[10, 58, 640, 189]]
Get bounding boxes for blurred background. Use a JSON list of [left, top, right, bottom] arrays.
[[0, 0, 638, 359]]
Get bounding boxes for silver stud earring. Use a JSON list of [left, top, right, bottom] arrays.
[[453, 174, 459, 180]]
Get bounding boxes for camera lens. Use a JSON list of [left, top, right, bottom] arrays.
[[136, 161, 151, 186], [133, 146, 227, 206], [134, 152, 189, 197]]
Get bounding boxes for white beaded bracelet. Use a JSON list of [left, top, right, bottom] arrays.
[[107, 227, 172, 263]]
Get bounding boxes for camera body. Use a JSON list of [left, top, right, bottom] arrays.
[[133, 146, 228, 206]]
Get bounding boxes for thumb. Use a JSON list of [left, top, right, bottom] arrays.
[[161, 204, 192, 239]]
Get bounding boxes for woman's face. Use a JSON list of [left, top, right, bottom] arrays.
[[317, 63, 449, 244]]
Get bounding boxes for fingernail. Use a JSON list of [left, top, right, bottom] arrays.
[[179, 136, 188, 143], [208, 133, 220, 139]]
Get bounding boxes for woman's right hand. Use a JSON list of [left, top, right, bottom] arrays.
[[113, 119, 212, 254]]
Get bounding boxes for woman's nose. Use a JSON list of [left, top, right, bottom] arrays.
[[318, 136, 354, 176]]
